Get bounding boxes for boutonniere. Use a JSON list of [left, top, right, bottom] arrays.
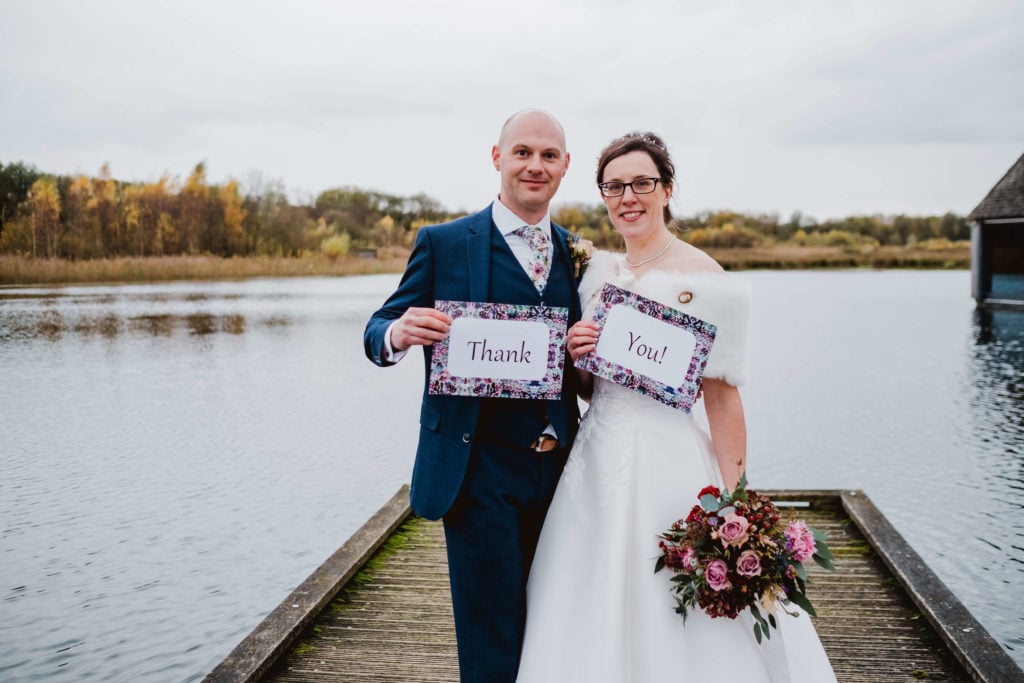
[[568, 232, 594, 281]]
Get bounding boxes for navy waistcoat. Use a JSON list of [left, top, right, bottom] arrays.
[[475, 225, 576, 447]]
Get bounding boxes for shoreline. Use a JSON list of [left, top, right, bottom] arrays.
[[0, 246, 969, 286]]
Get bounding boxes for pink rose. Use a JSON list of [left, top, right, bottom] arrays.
[[785, 520, 817, 563], [736, 549, 762, 577], [681, 547, 698, 570], [718, 512, 750, 547], [705, 558, 732, 592]]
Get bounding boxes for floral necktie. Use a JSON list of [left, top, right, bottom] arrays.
[[514, 225, 550, 293]]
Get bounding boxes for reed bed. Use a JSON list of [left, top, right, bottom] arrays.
[[0, 244, 968, 286], [708, 245, 969, 270], [0, 252, 414, 286]]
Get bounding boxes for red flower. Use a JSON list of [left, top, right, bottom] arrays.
[[698, 485, 721, 499]]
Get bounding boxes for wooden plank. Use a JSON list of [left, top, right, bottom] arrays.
[[207, 488, 1021, 683], [840, 489, 1022, 683], [768, 491, 973, 683], [264, 514, 457, 683], [258, 489, 1015, 679]]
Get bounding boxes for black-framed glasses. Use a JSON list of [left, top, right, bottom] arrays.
[[597, 177, 660, 197]]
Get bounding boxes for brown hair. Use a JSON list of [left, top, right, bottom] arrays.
[[596, 131, 675, 224]]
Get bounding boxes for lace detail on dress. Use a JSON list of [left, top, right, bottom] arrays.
[[561, 431, 588, 500], [563, 376, 642, 506], [563, 260, 643, 506], [594, 379, 634, 507]]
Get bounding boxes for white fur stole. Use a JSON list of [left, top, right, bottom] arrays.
[[578, 250, 751, 386]]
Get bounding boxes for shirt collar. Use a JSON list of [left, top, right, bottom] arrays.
[[491, 197, 552, 238]]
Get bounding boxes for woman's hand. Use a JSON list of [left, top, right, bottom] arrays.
[[566, 321, 600, 362], [566, 320, 598, 401]]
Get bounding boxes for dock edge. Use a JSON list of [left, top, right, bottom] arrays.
[[202, 485, 413, 683], [839, 489, 1020, 683]]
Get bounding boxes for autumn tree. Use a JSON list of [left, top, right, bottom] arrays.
[[27, 178, 61, 258], [0, 161, 41, 236], [93, 163, 120, 254], [137, 177, 175, 256], [219, 180, 248, 255], [177, 163, 207, 254], [244, 181, 313, 255]]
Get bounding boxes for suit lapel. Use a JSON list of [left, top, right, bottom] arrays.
[[466, 207, 493, 302], [550, 224, 581, 321], [550, 224, 572, 283]]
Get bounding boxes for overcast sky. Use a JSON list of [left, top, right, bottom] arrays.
[[2, 0, 1022, 221]]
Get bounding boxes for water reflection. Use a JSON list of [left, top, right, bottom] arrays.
[[0, 287, 299, 342], [965, 306, 1024, 658], [73, 313, 122, 338], [3, 273, 1022, 680], [969, 307, 1024, 441], [0, 311, 294, 340], [973, 307, 1024, 365], [1, 275, 425, 682]]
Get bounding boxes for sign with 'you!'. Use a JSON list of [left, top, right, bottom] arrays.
[[575, 283, 717, 412]]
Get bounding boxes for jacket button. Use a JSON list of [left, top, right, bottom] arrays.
[[462, 433, 472, 443]]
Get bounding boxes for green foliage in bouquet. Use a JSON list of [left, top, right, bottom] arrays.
[[655, 473, 835, 644]]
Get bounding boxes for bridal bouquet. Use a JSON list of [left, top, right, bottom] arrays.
[[655, 474, 835, 643]]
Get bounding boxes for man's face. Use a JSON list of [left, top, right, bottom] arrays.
[[491, 112, 570, 222]]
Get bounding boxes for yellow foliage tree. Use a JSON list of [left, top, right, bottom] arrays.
[[28, 178, 61, 258], [120, 184, 142, 256], [374, 214, 395, 247], [220, 180, 247, 254], [178, 163, 207, 253], [320, 232, 351, 259], [93, 163, 119, 254]]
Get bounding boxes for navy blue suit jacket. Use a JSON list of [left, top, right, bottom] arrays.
[[364, 205, 582, 519]]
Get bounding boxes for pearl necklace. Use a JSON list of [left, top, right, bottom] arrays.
[[625, 239, 673, 267]]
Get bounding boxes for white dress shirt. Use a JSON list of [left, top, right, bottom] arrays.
[[383, 198, 552, 362]]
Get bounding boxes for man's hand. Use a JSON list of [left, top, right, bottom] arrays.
[[390, 307, 452, 351]]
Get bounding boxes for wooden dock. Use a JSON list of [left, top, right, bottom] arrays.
[[204, 487, 1021, 683]]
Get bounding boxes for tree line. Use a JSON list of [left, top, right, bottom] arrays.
[[0, 160, 971, 261], [554, 204, 970, 253]]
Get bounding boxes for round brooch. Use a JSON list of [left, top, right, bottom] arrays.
[[678, 291, 693, 304]]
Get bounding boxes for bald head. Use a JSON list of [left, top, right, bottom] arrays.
[[491, 109, 570, 224], [497, 109, 566, 151]]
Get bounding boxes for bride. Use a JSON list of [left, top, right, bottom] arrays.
[[515, 132, 836, 682]]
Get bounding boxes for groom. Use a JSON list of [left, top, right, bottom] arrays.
[[363, 109, 582, 682]]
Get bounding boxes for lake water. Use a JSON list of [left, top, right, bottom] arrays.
[[1, 270, 1021, 681]]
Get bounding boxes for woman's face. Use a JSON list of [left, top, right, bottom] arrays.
[[600, 150, 672, 242]]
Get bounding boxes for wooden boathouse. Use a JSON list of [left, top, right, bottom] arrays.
[[970, 151, 1024, 308], [204, 486, 1021, 683]]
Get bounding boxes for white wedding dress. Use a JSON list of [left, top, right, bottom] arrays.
[[516, 252, 836, 683]]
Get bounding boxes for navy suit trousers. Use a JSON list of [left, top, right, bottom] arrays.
[[442, 437, 569, 683]]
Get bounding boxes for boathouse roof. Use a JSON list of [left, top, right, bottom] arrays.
[[969, 151, 1024, 221]]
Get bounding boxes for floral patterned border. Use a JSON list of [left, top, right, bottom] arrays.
[[575, 283, 717, 412], [429, 300, 569, 400]]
